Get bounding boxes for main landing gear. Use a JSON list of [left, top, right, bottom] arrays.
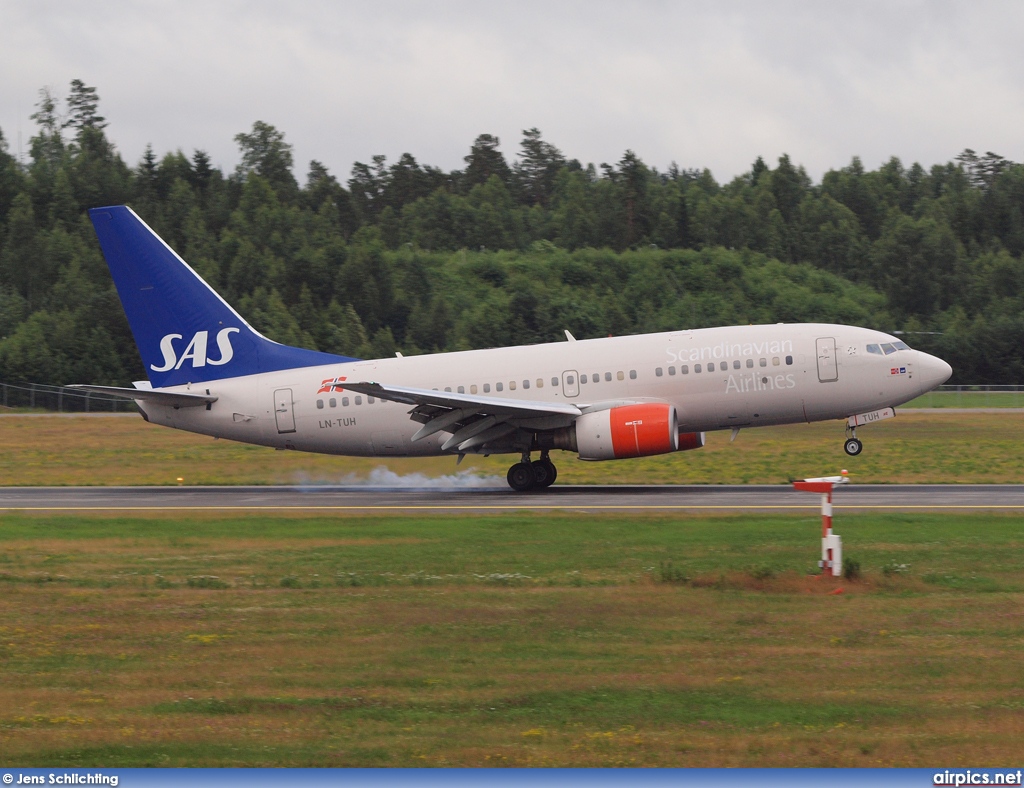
[[507, 451, 558, 492], [844, 424, 863, 456]]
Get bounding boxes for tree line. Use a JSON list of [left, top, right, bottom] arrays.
[[1, 80, 1022, 387]]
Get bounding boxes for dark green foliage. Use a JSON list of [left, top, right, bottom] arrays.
[[842, 558, 861, 581], [1, 81, 1023, 386], [513, 128, 565, 207], [750, 566, 775, 581], [63, 79, 106, 133], [235, 120, 298, 202], [658, 561, 689, 584], [461, 134, 512, 192]]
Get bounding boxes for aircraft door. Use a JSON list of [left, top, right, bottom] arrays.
[[562, 370, 580, 398], [274, 388, 296, 433], [815, 337, 838, 383]]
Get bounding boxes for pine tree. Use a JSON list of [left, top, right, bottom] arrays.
[[63, 80, 107, 133], [513, 128, 565, 207]]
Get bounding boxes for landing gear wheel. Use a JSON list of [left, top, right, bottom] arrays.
[[844, 438, 863, 456], [507, 461, 537, 491], [532, 459, 557, 488]]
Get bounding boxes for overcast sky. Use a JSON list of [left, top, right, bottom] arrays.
[[2, 1, 1023, 185]]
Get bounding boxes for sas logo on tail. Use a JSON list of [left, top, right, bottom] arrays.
[[151, 328, 240, 372]]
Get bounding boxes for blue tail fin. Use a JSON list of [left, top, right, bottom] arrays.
[[89, 205, 358, 388]]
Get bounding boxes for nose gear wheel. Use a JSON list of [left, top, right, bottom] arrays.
[[844, 424, 863, 456]]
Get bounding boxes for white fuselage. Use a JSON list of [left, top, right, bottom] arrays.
[[136, 323, 951, 459]]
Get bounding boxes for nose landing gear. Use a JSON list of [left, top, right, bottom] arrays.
[[842, 408, 895, 456], [506, 451, 558, 491], [844, 425, 863, 456]]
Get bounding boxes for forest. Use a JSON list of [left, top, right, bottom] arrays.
[[1, 80, 1022, 387]]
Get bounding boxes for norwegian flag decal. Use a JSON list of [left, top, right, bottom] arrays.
[[317, 376, 347, 393]]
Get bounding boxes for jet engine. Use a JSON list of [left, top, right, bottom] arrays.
[[540, 403, 705, 460]]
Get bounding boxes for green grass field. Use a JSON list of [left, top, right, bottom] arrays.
[[904, 390, 1024, 408], [1, 410, 1023, 485], [2, 511, 1024, 766]]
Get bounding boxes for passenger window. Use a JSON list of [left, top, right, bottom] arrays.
[[733, 360, 741, 369], [496, 382, 503, 392], [656, 368, 663, 377], [681, 365, 689, 374], [317, 399, 324, 409], [445, 387, 452, 392], [329, 398, 336, 408], [580, 374, 588, 383], [605, 372, 612, 381], [695, 364, 702, 373], [523, 380, 530, 389], [342, 397, 349, 406], [759, 358, 767, 367], [536, 378, 543, 388], [707, 362, 715, 372], [355, 396, 363, 405], [566, 375, 575, 385], [458, 386, 465, 394], [483, 383, 490, 393], [470, 384, 478, 394], [785, 355, 793, 365], [629, 370, 637, 379], [368, 396, 375, 404], [617, 371, 624, 381], [668, 366, 676, 376], [772, 357, 780, 366], [509, 381, 516, 390], [746, 359, 753, 368], [551, 377, 558, 386]]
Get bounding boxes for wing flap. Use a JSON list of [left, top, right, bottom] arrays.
[[340, 381, 581, 453]]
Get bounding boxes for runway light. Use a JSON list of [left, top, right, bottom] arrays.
[[176, 477, 184, 485]]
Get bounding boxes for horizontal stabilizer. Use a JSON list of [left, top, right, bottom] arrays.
[[67, 385, 217, 408]]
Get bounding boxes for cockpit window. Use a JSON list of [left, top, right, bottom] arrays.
[[881, 343, 897, 355], [893, 341, 910, 350], [866, 344, 883, 355]]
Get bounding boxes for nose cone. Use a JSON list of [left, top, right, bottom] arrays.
[[916, 351, 952, 392]]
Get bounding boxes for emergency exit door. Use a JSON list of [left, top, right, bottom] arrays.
[[815, 337, 838, 382], [274, 388, 296, 433], [562, 370, 580, 398]]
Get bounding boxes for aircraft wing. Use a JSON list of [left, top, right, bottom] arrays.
[[67, 385, 217, 408], [340, 381, 581, 452]]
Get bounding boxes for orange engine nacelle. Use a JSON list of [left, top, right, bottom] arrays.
[[575, 403, 681, 461], [677, 430, 705, 452]]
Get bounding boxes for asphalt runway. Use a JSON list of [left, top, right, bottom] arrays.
[[1, 484, 1023, 512]]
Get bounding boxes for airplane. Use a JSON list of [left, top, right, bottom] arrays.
[[72, 205, 953, 491]]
